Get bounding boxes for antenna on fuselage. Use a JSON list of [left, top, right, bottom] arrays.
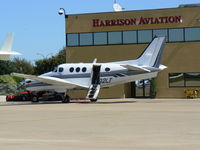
[[113, 0, 124, 12], [93, 58, 97, 63]]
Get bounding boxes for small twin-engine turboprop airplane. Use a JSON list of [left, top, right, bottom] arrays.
[[0, 33, 21, 60], [12, 36, 167, 103]]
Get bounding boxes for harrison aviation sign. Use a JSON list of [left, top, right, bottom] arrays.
[[93, 16, 182, 27]]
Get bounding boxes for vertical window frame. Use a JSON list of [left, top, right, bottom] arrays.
[[67, 33, 79, 47], [94, 32, 108, 45], [122, 30, 137, 44], [79, 33, 93, 46], [138, 29, 153, 43], [168, 28, 184, 42], [108, 31, 122, 45], [185, 27, 200, 42], [153, 29, 168, 42]]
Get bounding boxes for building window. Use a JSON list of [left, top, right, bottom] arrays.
[[80, 33, 93, 46], [108, 31, 122, 44], [185, 28, 200, 41], [169, 28, 184, 42], [169, 73, 184, 87], [169, 73, 200, 87], [138, 30, 152, 43], [153, 29, 168, 42], [123, 31, 137, 44], [67, 33, 79, 46], [66, 27, 200, 47], [94, 32, 107, 45], [185, 73, 200, 87]]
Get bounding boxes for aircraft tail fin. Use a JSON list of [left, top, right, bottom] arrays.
[[136, 36, 166, 68], [0, 33, 21, 61], [0, 33, 14, 52]]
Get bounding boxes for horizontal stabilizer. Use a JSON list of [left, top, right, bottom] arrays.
[[11, 73, 89, 88], [121, 64, 151, 72], [0, 51, 21, 55], [159, 64, 167, 70]]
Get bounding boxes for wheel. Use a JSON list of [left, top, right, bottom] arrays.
[[90, 99, 97, 103], [22, 95, 27, 101], [56, 94, 70, 103], [31, 95, 39, 102], [6, 96, 11, 102], [62, 95, 70, 103], [56, 94, 64, 101]]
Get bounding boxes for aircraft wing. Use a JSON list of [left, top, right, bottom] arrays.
[[120, 64, 151, 72], [11, 73, 89, 88], [0, 51, 21, 55]]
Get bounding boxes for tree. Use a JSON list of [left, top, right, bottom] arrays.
[[0, 57, 34, 75], [150, 78, 157, 98], [12, 57, 34, 74], [0, 60, 16, 75], [34, 48, 66, 75]]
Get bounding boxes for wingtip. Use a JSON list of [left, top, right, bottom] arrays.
[[159, 65, 167, 70]]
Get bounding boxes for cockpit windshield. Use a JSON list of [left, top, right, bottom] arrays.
[[59, 67, 64, 72], [52, 67, 57, 72]]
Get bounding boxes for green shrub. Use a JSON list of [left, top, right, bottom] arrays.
[[0, 75, 17, 84]]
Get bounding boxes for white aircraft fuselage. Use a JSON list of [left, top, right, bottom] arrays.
[[26, 62, 159, 92], [12, 36, 167, 102]]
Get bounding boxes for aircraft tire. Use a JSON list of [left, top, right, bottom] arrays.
[[62, 95, 70, 103], [22, 95, 27, 101], [31, 95, 39, 103], [90, 99, 97, 103], [56, 94, 64, 101], [55, 94, 70, 103]]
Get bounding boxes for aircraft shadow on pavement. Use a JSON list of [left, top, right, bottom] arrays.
[[0, 99, 137, 106], [76, 101, 137, 104], [0, 101, 62, 106], [98, 101, 137, 104]]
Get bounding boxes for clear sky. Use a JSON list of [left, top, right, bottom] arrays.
[[0, 0, 199, 63]]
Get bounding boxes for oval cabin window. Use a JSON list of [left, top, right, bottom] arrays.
[[105, 67, 110, 72], [82, 67, 87, 72], [76, 67, 80, 72], [69, 67, 74, 72]]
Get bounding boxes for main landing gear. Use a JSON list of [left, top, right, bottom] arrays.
[[90, 99, 97, 103], [56, 93, 70, 103]]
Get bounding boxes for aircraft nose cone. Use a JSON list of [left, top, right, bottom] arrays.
[[40, 72, 53, 77]]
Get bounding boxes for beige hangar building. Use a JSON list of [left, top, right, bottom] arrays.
[[64, 4, 200, 98]]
